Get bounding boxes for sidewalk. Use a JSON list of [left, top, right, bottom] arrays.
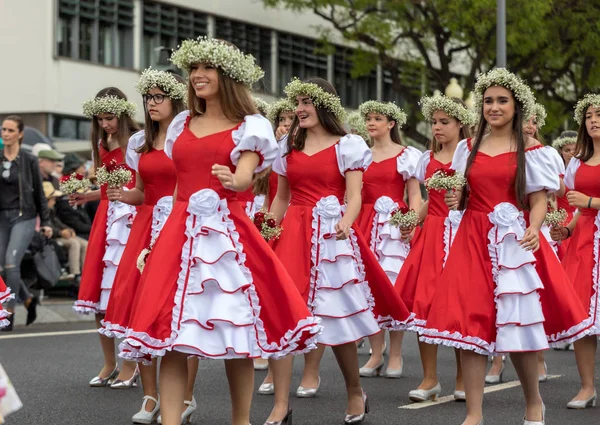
[[13, 297, 94, 327]]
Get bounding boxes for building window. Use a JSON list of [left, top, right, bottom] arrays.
[[56, 0, 134, 68], [382, 69, 405, 106], [333, 48, 377, 109], [142, 1, 208, 69], [51, 114, 92, 141], [277, 34, 328, 96], [215, 19, 272, 93]]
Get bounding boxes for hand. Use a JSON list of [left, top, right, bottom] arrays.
[[40, 226, 53, 239], [106, 186, 124, 202], [519, 226, 540, 252], [69, 193, 87, 206], [275, 126, 288, 140], [334, 220, 351, 240], [566, 191, 590, 209], [60, 229, 74, 239], [400, 226, 415, 241], [212, 164, 237, 190], [444, 189, 460, 210], [550, 226, 568, 242]]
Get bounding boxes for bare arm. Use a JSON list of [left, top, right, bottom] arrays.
[[212, 151, 260, 192], [334, 170, 363, 240], [270, 175, 291, 225], [106, 172, 145, 205], [520, 190, 546, 252]]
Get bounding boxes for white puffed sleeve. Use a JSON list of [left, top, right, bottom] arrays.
[[563, 158, 581, 190], [415, 151, 432, 184], [451, 139, 471, 173], [335, 134, 372, 176], [125, 130, 146, 172], [525, 146, 562, 194], [396, 146, 422, 180], [164, 110, 190, 159], [272, 136, 289, 176], [230, 114, 278, 173]]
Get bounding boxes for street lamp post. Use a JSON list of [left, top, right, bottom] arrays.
[[497, 0, 507, 68]]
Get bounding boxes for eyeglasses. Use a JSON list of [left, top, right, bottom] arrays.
[[143, 94, 169, 105], [2, 161, 12, 179]]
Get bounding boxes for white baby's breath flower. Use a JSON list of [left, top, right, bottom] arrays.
[[552, 136, 577, 150], [284, 78, 346, 120], [267, 98, 296, 123], [135, 68, 187, 101], [253, 97, 269, 116], [358, 101, 407, 127], [573, 93, 600, 125], [527, 103, 547, 129], [345, 111, 369, 141], [419, 94, 476, 126], [82, 96, 137, 119]]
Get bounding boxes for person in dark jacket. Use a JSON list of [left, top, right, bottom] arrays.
[[55, 153, 93, 239], [0, 115, 51, 330]]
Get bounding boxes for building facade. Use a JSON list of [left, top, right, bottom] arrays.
[[0, 0, 403, 152]]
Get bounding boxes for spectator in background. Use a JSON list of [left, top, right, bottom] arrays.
[[32, 143, 64, 189], [55, 154, 93, 239], [0, 115, 51, 331], [43, 182, 87, 282]]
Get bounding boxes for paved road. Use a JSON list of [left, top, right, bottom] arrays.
[[2, 322, 598, 425]]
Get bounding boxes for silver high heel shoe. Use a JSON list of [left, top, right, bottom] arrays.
[[484, 364, 504, 384], [296, 377, 320, 398], [383, 356, 403, 378], [408, 382, 442, 402], [453, 390, 466, 402], [132, 395, 160, 424], [359, 359, 384, 377], [157, 396, 197, 424], [258, 382, 275, 395], [566, 390, 597, 409], [89, 366, 119, 387], [111, 365, 140, 388], [344, 392, 369, 424], [263, 407, 292, 425], [523, 403, 545, 425], [538, 362, 547, 383]]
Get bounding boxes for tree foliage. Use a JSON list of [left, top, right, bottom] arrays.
[[262, 0, 600, 144]]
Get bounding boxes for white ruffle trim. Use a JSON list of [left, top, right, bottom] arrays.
[[74, 199, 136, 315], [0, 287, 14, 305], [369, 196, 410, 284], [0, 307, 12, 328], [120, 188, 320, 362], [443, 210, 464, 267], [335, 134, 372, 175], [245, 195, 265, 219], [309, 196, 388, 344]]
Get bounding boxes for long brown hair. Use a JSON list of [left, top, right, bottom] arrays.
[[253, 167, 271, 196], [430, 98, 472, 153], [137, 74, 187, 154], [4, 115, 24, 145], [188, 68, 257, 122], [90, 87, 140, 169], [286, 77, 346, 153], [575, 105, 598, 162], [460, 88, 527, 210]]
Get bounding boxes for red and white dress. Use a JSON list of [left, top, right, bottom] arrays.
[[420, 139, 591, 355], [556, 187, 577, 260], [539, 157, 566, 255], [356, 146, 421, 284], [0, 277, 12, 327], [561, 158, 600, 335], [395, 151, 463, 331], [271, 135, 413, 346], [119, 111, 320, 362], [100, 131, 177, 337], [74, 147, 137, 314]]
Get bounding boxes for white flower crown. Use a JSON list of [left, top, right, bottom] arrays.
[[253, 97, 269, 116], [358, 100, 407, 127], [135, 68, 187, 101], [473, 68, 536, 121], [345, 111, 369, 141], [284, 78, 346, 120], [267, 98, 296, 123], [552, 136, 577, 150], [170, 37, 264, 87], [527, 103, 547, 129], [419, 94, 476, 126], [574, 93, 600, 125], [82, 95, 137, 119]]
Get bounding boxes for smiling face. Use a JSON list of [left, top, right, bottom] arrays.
[[145, 87, 174, 123], [585, 105, 600, 140], [483, 86, 516, 128], [365, 113, 393, 139], [295, 96, 320, 129], [96, 113, 119, 135], [431, 110, 462, 145], [1, 119, 23, 147], [523, 116, 538, 138], [190, 63, 219, 100]]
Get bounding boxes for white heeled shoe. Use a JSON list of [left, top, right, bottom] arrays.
[[538, 362, 547, 382], [566, 390, 597, 409], [523, 403, 545, 425], [254, 359, 269, 371], [453, 390, 466, 401], [408, 382, 441, 402], [258, 382, 275, 395], [89, 366, 119, 387], [157, 396, 197, 424], [132, 395, 160, 424], [296, 377, 321, 398], [484, 364, 504, 384], [383, 356, 403, 378], [359, 359, 384, 377], [111, 366, 140, 389]]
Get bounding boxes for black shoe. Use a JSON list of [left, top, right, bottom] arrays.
[[1, 313, 14, 331], [26, 296, 39, 326]]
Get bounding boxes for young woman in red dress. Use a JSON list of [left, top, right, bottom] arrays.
[[551, 94, 600, 409], [118, 38, 321, 425], [354, 101, 421, 379], [420, 69, 590, 425], [72, 87, 140, 388], [395, 95, 474, 402], [264, 78, 412, 425]]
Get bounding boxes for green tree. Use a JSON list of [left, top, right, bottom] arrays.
[[262, 0, 600, 144]]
